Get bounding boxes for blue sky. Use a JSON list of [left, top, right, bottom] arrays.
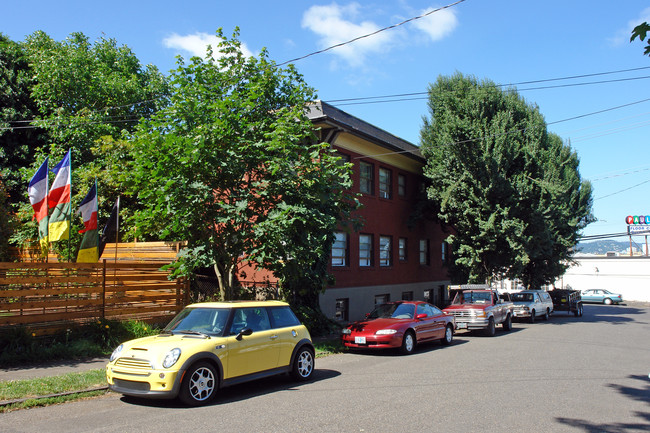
[[4, 1, 650, 240]]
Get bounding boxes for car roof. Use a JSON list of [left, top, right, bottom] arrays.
[[186, 300, 290, 309]]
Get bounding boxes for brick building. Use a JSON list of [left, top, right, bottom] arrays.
[[307, 101, 451, 321]]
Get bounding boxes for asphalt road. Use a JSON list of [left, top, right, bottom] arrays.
[[3, 303, 649, 433]]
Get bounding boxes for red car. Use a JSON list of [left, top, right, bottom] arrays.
[[341, 301, 456, 354]]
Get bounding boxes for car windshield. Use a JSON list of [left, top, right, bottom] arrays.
[[511, 293, 534, 302], [163, 307, 230, 336], [367, 303, 415, 319], [452, 291, 492, 305]]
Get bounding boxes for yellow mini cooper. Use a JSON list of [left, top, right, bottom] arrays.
[[106, 300, 314, 406]]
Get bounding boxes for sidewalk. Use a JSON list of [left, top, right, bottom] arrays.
[[0, 357, 107, 382]]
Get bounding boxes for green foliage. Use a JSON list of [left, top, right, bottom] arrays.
[[420, 73, 593, 287], [6, 31, 170, 252], [0, 179, 16, 260], [0, 33, 47, 208], [631, 22, 650, 56], [0, 320, 160, 367], [291, 304, 341, 338], [127, 30, 357, 306]]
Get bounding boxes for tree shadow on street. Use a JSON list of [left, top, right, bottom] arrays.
[[555, 374, 650, 432]]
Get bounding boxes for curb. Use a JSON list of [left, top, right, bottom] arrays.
[[0, 386, 109, 408]]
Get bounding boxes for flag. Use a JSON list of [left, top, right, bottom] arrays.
[[99, 196, 120, 258], [48, 150, 71, 242], [76, 181, 99, 262], [28, 158, 49, 250]]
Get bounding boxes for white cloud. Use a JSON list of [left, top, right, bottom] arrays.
[[301, 2, 458, 68], [410, 7, 458, 41], [301, 3, 398, 68], [163, 32, 254, 59], [610, 7, 650, 46]]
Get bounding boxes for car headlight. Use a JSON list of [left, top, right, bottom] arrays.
[[375, 329, 397, 335], [162, 348, 181, 369], [474, 311, 486, 318], [341, 328, 352, 335], [110, 344, 123, 362]]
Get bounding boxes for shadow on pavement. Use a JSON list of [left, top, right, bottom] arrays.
[[120, 368, 341, 408]]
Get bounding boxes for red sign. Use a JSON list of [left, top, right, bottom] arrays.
[[626, 215, 650, 224]]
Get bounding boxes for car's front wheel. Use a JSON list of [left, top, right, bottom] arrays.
[[400, 331, 416, 354], [441, 325, 454, 345], [179, 362, 217, 406], [529, 310, 536, 324], [484, 318, 496, 337], [291, 347, 314, 381]]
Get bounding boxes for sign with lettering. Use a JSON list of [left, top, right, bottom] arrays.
[[626, 215, 650, 224], [628, 224, 650, 235]]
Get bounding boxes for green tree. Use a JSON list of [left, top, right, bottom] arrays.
[[127, 31, 357, 306], [631, 22, 650, 55], [420, 73, 592, 287], [9, 31, 170, 256], [0, 34, 46, 208]]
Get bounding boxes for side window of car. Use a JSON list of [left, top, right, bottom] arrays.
[[417, 304, 429, 317], [229, 307, 271, 334], [429, 305, 442, 316], [269, 307, 301, 328]]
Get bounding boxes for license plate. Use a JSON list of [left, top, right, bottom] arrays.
[[355, 336, 366, 344], [457, 322, 467, 329]]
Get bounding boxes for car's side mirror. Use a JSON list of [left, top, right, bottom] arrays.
[[236, 327, 253, 341], [416, 313, 427, 320]]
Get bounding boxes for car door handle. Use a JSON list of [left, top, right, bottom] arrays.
[[269, 335, 278, 340]]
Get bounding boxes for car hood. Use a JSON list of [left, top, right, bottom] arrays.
[[347, 318, 408, 332], [117, 334, 222, 366]]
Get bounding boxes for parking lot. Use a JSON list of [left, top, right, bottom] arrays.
[[3, 302, 650, 433]]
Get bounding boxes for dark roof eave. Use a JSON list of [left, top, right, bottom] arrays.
[[306, 100, 424, 163]]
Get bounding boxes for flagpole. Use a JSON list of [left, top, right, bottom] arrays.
[[112, 196, 120, 290]]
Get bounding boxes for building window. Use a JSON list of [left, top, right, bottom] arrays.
[[332, 232, 348, 267], [359, 234, 373, 267], [419, 239, 430, 265], [335, 298, 349, 322], [379, 167, 392, 199], [379, 235, 392, 267], [360, 161, 374, 195], [375, 293, 390, 305], [402, 291, 413, 301], [399, 238, 407, 261], [441, 242, 448, 265], [398, 174, 406, 197]]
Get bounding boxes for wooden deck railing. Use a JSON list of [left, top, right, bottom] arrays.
[[0, 261, 189, 335]]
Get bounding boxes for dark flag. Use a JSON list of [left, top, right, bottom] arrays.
[[99, 196, 120, 258]]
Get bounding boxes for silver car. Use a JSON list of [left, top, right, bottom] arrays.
[[511, 290, 554, 323]]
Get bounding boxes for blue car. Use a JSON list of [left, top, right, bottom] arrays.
[[581, 289, 623, 305]]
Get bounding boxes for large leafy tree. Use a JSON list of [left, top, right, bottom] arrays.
[[9, 31, 169, 254], [127, 31, 357, 306], [631, 22, 650, 55], [420, 73, 592, 287], [0, 34, 46, 208]]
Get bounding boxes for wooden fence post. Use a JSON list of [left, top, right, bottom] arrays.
[[102, 259, 106, 319]]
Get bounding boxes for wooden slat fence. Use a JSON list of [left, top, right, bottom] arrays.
[[11, 241, 183, 263], [0, 261, 189, 335]]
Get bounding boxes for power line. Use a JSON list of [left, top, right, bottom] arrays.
[[278, 0, 467, 66]]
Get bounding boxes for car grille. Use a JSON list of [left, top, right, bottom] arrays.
[[448, 310, 473, 318], [113, 378, 151, 392], [115, 357, 153, 370]]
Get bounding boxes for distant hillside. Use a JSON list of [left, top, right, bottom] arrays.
[[576, 240, 642, 255]]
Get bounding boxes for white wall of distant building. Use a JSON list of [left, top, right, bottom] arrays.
[[555, 256, 650, 302]]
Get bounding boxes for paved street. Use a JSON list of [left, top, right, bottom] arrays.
[[2, 303, 650, 433]]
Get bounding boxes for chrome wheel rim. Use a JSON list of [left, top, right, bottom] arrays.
[[297, 351, 313, 378], [189, 367, 215, 401], [405, 334, 414, 352], [445, 327, 453, 342]]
